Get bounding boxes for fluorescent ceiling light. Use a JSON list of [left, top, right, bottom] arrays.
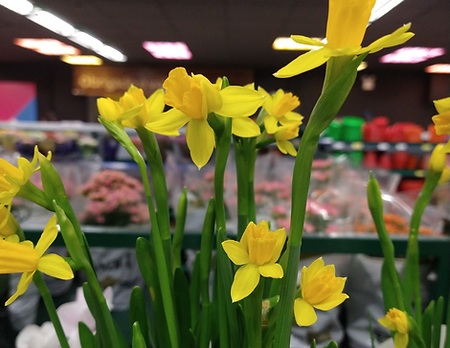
[[27, 9, 75, 36], [369, 0, 405, 23], [14, 38, 81, 55], [425, 64, 450, 74], [69, 31, 104, 51], [61, 55, 103, 66], [142, 41, 192, 60], [0, 2, 127, 62], [272, 37, 325, 51], [0, 0, 33, 15], [380, 47, 446, 64]]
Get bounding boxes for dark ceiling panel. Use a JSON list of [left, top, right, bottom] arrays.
[[0, 0, 448, 71]]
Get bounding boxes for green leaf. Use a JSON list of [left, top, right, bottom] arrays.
[[367, 173, 404, 311], [432, 297, 444, 348], [174, 267, 196, 348], [132, 322, 147, 348], [130, 286, 151, 348], [172, 188, 187, 270], [422, 302, 433, 348], [78, 321, 96, 348]]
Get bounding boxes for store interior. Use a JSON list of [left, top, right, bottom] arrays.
[[0, 0, 449, 347]]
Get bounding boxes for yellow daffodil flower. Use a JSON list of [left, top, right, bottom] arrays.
[[294, 257, 348, 326], [147, 67, 265, 168], [0, 216, 74, 305], [432, 96, 450, 135], [259, 88, 303, 134], [97, 85, 143, 125], [0, 146, 40, 211], [222, 220, 286, 302], [273, 125, 299, 156], [378, 308, 410, 348], [428, 143, 448, 173], [0, 206, 19, 239], [274, 0, 414, 78]]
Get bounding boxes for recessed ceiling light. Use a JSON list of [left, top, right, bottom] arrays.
[[379, 47, 446, 64], [14, 38, 81, 56], [60, 55, 103, 66], [142, 41, 192, 60], [272, 37, 325, 51], [425, 64, 450, 74]]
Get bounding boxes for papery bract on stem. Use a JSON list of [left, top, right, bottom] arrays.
[[0, 216, 74, 305], [222, 220, 286, 302], [294, 257, 348, 326], [274, 0, 414, 78]]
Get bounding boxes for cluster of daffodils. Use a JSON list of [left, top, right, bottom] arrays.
[[0, 149, 74, 307], [98, 67, 303, 170], [0, 0, 432, 347]]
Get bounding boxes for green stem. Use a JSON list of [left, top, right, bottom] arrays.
[[138, 162, 179, 348], [405, 170, 441, 329], [33, 272, 70, 348], [234, 137, 258, 237], [214, 117, 239, 348], [136, 128, 172, 239], [243, 279, 264, 348], [273, 130, 318, 347]]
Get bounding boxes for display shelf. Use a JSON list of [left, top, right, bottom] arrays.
[[319, 138, 437, 154], [22, 216, 450, 301]]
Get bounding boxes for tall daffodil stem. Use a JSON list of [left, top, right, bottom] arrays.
[[33, 272, 70, 348], [273, 55, 364, 347], [213, 116, 240, 348], [234, 138, 257, 237], [136, 157, 179, 348], [243, 279, 264, 348], [273, 130, 318, 347], [404, 170, 441, 329]]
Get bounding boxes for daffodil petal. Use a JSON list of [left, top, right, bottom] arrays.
[[38, 254, 74, 280], [274, 48, 330, 78], [314, 292, 349, 311], [294, 298, 317, 326], [259, 263, 283, 279], [378, 317, 396, 331], [218, 87, 264, 117], [231, 264, 260, 302], [146, 108, 189, 136], [222, 240, 250, 265], [232, 118, 261, 138], [5, 271, 34, 306], [144, 88, 166, 115], [186, 119, 215, 169], [35, 216, 58, 256], [364, 23, 414, 54], [394, 333, 409, 348], [277, 140, 297, 156], [268, 228, 287, 263], [434, 97, 450, 114], [291, 35, 325, 47], [264, 116, 279, 134]]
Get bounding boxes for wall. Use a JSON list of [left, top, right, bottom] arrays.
[[0, 61, 448, 127]]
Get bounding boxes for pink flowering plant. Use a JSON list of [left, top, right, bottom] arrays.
[[79, 169, 149, 226]]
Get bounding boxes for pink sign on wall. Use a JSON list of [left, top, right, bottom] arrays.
[[0, 81, 38, 121]]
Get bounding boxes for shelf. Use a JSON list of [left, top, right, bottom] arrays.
[[320, 138, 437, 154]]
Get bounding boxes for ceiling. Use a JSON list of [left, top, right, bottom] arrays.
[[0, 0, 449, 73]]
